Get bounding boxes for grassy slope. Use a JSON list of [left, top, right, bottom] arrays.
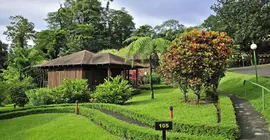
[[219, 72, 270, 128], [124, 87, 218, 126], [0, 113, 120, 140]]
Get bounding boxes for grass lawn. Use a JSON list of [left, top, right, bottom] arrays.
[[0, 113, 120, 140], [124, 87, 218, 126], [219, 72, 270, 128]]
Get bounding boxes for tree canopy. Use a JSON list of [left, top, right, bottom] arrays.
[[203, 0, 270, 53]]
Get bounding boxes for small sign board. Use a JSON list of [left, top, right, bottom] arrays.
[[155, 121, 172, 130]]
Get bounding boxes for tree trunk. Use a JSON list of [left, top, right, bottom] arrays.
[[184, 92, 188, 102], [150, 66, 154, 99], [196, 93, 200, 104]]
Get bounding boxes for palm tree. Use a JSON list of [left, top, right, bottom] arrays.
[[124, 36, 171, 99]]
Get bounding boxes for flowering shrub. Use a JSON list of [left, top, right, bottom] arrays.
[[159, 29, 233, 103], [128, 69, 144, 81]]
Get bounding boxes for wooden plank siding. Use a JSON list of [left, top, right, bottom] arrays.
[[48, 67, 84, 88]]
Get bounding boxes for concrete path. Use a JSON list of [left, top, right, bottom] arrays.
[[97, 109, 153, 128], [228, 65, 270, 77], [224, 92, 270, 140]]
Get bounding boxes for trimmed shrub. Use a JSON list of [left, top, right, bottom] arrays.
[[54, 79, 91, 103], [82, 103, 239, 139], [26, 88, 53, 106], [160, 29, 233, 102], [0, 106, 225, 140], [92, 76, 133, 104]]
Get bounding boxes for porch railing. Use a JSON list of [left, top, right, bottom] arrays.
[[243, 80, 270, 110]]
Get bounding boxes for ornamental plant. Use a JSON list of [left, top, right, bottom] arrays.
[[92, 76, 133, 105], [159, 29, 233, 103]]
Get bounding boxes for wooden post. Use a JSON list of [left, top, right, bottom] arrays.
[[135, 68, 138, 86], [107, 67, 111, 78], [123, 68, 126, 79], [127, 69, 130, 81], [75, 100, 79, 115]]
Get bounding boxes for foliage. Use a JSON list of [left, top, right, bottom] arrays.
[[0, 81, 8, 105], [35, 29, 68, 59], [54, 79, 90, 103], [125, 36, 171, 99], [0, 41, 8, 70], [154, 19, 185, 41], [3, 47, 46, 86], [219, 72, 270, 129], [26, 88, 54, 106], [106, 8, 135, 49], [37, 0, 135, 56], [160, 29, 233, 103], [203, 0, 270, 53], [9, 77, 35, 107], [141, 72, 161, 84], [0, 113, 120, 140], [92, 76, 133, 104], [3, 15, 36, 48], [133, 25, 154, 37]]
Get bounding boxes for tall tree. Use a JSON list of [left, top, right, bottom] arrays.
[[124, 36, 171, 99], [3, 15, 45, 83], [133, 25, 154, 37], [35, 29, 67, 59], [4, 16, 36, 48], [38, 0, 134, 55], [154, 19, 185, 41], [0, 41, 8, 71], [107, 8, 135, 49], [204, 0, 270, 53]]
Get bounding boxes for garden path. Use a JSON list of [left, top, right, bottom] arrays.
[[223, 92, 270, 140], [97, 109, 153, 128]]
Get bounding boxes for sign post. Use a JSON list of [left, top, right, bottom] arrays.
[[169, 106, 173, 120], [155, 121, 172, 140]]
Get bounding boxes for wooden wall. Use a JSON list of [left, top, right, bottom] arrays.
[[48, 67, 83, 88]]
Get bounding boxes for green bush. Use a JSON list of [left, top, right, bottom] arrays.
[[26, 88, 54, 106], [92, 76, 133, 104], [54, 79, 91, 103], [9, 77, 34, 107]]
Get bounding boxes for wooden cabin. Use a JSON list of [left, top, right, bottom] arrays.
[[34, 50, 144, 88]]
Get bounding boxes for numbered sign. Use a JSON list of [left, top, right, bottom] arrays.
[[155, 121, 172, 130]]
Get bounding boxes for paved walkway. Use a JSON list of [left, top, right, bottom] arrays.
[[97, 109, 153, 128], [223, 92, 270, 140], [228, 65, 270, 77]]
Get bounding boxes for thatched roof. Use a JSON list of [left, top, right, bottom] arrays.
[[34, 50, 144, 68]]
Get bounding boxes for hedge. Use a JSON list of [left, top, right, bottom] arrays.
[[218, 94, 240, 139], [81, 102, 239, 139], [0, 106, 225, 140]]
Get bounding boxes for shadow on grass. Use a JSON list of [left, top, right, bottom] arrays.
[[124, 99, 153, 106]]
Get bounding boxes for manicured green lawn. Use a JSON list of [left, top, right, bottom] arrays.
[[219, 72, 270, 128], [124, 87, 218, 125], [0, 113, 120, 140]]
